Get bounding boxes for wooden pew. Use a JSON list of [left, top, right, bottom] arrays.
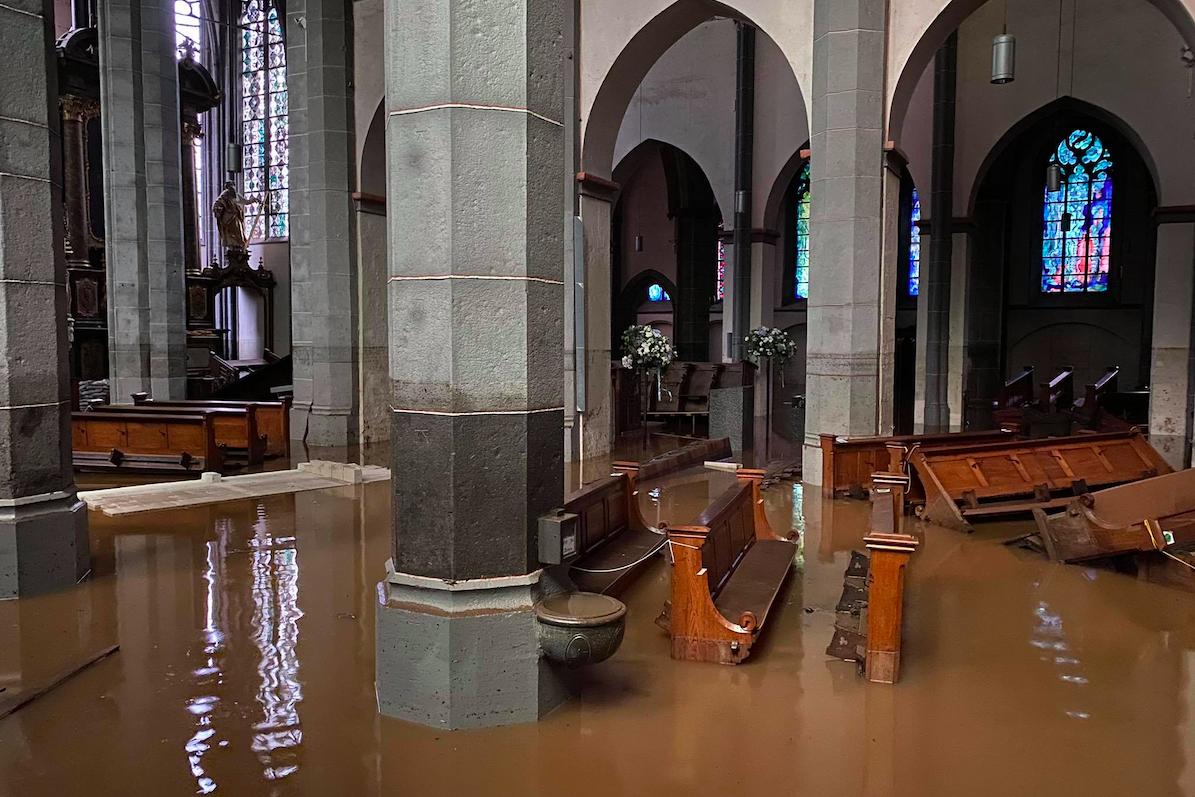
[[73, 411, 225, 473], [819, 429, 1016, 499], [130, 394, 291, 458], [612, 437, 733, 481], [659, 472, 798, 664], [991, 366, 1034, 430], [646, 362, 723, 435], [1071, 367, 1131, 432], [564, 472, 664, 596], [909, 429, 1171, 531], [1032, 467, 1195, 563], [86, 404, 267, 466]]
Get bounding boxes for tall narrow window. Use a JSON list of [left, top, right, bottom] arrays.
[[794, 162, 811, 300], [175, 0, 202, 55], [908, 188, 922, 296], [240, 0, 289, 241], [716, 226, 726, 301], [1041, 129, 1112, 293]]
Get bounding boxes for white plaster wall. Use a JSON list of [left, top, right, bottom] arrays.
[[617, 150, 678, 289], [893, 0, 1195, 208]]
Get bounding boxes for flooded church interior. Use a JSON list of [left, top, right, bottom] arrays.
[[5, 0, 1195, 793]]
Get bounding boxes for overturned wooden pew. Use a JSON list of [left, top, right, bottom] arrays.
[[73, 411, 226, 474], [1032, 468, 1195, 563], [131, 394, 292, 458], [657, 472, 798, 664], [910, 429, 1171, 531], [826, 469, 919, 683], [562, 471, 664, 596], [85, 403, 267, 467], [612, 436, 733, 481], [819, 429, 1016, 499]]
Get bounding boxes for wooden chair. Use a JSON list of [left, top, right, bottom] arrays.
[[130, 394, 292, 458], [73, 411, 226, 473], [910, 429, 1171, 531], [564, 472, 664, 596], [659, 473, 797, 664]]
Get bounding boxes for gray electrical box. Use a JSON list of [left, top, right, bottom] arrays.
[[538, 511, 580, 566]]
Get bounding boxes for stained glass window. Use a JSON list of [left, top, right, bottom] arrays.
[[175, 0, 202, 58], [794, 162, 811, 300], [908, 188, 922, 296], [1041, 129, 1112, 293], [647, 283, 670, 302], [240, 0, 288, 241], [716, 226, 726, 301]]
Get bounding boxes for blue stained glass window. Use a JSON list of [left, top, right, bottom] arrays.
[[908, 188, 922, 296], [794, 162, 811, 300], [241, 0, 288, 241], [1042, 129, 1112, 293], [647, 283, 670, 302]]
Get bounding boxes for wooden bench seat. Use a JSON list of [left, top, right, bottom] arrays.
[[819, 429, 1016, 499], [73, 411, 226, 473], [910, 429, 1171, 531], [564, 472, 664, 596], [659, 473, 797, 664], [86, 403, 267, 466], [131, 394, 291, 458], [613, 436, 733, 481]]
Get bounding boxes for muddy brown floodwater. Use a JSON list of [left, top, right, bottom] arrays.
[[4, 466, 1195, 796]]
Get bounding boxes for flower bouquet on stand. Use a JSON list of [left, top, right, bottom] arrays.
[[743, 326, 797, 459], [620, 324, 676, 440]]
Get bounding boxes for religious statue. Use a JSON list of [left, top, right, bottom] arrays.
[[211, 181, 260, 252]]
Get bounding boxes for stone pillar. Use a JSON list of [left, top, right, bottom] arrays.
[[922, 33, 957, 433], [1148, 220, 1195, 469], [804, 0, 885, 485], [0, 0, 90, 598], [180, 119, 202, 271], [60, 95, 98, 268], [376, 0, 568, 728], [577, 177, 617, 460], [98, 0, 188, 401], [286, 0, 360, 447]]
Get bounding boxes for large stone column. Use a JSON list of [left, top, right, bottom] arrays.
[[97, 0, 187, 401], [286, 0, 360, 447], [803, 0, 885, 484], [376, 0, 568, 728], [0, 0, 89, 598], [1148, 218, 1195, 469]]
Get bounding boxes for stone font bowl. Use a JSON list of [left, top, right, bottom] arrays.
[[534, 591, 627, 668]]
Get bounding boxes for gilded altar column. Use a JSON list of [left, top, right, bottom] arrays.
[[59, 95, 98, 269]]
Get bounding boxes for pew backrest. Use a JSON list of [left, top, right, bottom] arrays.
[[130, 395, 290, 457]]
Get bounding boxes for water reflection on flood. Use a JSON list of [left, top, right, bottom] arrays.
[[3, 468, 1195, 795]]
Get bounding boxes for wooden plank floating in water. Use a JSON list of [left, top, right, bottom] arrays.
[[910, 429, 1171, 532], [1032, 468, 1195, 563]]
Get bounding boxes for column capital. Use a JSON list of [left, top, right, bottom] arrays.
[[60, 94, 100, 121]]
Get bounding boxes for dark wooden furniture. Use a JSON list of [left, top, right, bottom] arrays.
[[1071, 367, 1132, 432], [1032, 467, 1195, 563], [992, 365, 1035, 424], [72, 411, 225, 473], [827, 462, 919, 683], [910, 429, 1172, 531], [613, 437, 733, 481], [659, 473, 797, 664], [130, 394, 291, 458], [85, 404, 267, 467], [564, 472, 663, 596], [645, 362, 726, 435], [819, 429, 1016, 499]]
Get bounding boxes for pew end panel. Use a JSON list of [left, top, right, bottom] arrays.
[[664, 526, 758, 664]]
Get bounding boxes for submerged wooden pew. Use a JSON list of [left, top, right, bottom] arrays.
[[612, 436, 733, 481], [910, 429, 1171, 531], [86, 403, 267, 466], [564, 472, 664, 596], [658, 472, 797, 664], [131, 394, 291, 458], [1032, 468, 1195, 563], [73, 411, 226, 473], [826, 468, 919, 683], [819, 429, 1016, 499]]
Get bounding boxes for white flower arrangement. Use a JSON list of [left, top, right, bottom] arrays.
[[620, 324, 675, 371], [743, 326, 797, 364]]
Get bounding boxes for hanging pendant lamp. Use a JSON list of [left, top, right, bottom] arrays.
[[991, 32, 1016, 84], [1046, 163, 1063, 193]]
